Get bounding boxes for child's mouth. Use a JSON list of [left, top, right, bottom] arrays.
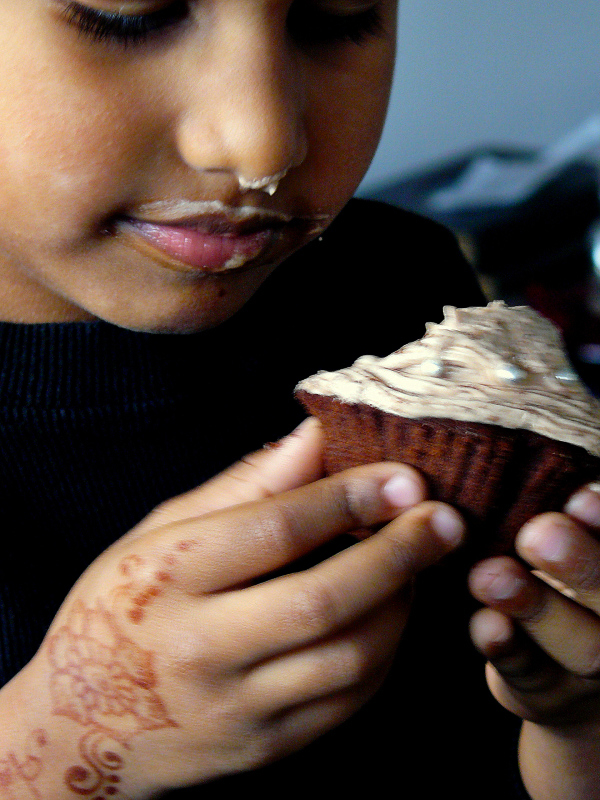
[[121, 218, 277, 274], [115, 200, 332, 275], [118, 211, 287, 273]]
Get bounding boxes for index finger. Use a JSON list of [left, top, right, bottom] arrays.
[[139, 417, 324, 532], [150, 462, 429, 592]]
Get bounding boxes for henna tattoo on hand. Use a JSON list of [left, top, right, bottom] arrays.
[[48, 600, 177, 740], [112, 555, 174, 625], [111, 542, 202, 626], [46, 600, 179, 797], [0, 729, 48, 799], [65, 731, 127, 798]]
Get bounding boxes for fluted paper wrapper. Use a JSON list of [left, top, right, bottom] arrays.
[[296, 391, 600, 556]]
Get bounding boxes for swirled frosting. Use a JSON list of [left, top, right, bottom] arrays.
[[296, 301, 600, 456]]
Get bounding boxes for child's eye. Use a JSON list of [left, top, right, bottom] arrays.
[[287, 0, 383, 47], [58, 1, 189, 46], [57, 0, 383, 49]]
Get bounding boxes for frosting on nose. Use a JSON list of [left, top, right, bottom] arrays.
[[236, 166, 291, 196]]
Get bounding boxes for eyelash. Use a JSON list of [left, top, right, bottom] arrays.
[[60, 2, 189, 45], [288, 4, 383, 47], [60, 1, 383, 48]]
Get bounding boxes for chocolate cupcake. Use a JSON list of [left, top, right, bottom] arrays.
[[295, 302, 600, 555]]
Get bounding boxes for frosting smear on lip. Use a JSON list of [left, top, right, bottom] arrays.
[[296, 301, 600, 457]]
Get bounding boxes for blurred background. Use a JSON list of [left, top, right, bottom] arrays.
[[358, 0, 600, 391]]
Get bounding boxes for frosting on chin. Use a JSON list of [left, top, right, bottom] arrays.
[[296, 301, 600, 457]]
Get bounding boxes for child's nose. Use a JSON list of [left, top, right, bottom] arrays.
[[174, 24, 308, 187]]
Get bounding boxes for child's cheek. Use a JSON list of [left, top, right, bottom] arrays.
[[0, 40, 150, 248], [0, 89, 139, 249]]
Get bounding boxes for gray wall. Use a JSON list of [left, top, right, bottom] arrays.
[[359, 0, 600, 193]]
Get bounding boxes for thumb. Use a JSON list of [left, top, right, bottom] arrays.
[[143, 417, 324, 529]]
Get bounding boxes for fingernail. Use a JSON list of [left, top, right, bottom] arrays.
[[382, 472, 424, 508], [565, 485, 600, 527], [520, 521, 569, 563], [431, 506, 465, 546], [483, 570, 525, 600]]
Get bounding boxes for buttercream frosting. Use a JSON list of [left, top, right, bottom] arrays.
[[296, 302, 600, 457]]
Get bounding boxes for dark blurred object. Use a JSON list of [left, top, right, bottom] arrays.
[[369, 147, 600, 393], [370, 147, 600, 289]]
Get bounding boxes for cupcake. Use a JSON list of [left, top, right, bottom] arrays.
[[295, 302, 600, 555]]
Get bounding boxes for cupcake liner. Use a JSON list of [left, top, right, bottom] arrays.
[[493, 433, 600, 553], [296, 391, 600, 556]]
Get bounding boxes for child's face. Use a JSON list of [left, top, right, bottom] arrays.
[[0, 1, 396, 331]]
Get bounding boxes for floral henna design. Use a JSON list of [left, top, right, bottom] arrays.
[[47, 600, 178, 742], [47, 600, 178, 796], [0, 729, 48, 799]]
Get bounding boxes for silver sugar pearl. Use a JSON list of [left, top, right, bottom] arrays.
[[555, 368, 578, 384], [421, 358, 444, 377], [496, 364, 528, 384]]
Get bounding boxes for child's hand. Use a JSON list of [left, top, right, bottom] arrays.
[[468, 484, 600, 799], [19, 420, 464, 798]]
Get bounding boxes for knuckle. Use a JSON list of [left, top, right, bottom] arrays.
[[166, 636, 215, 680], [519, 598, 548, 626], [339, 481, 373, 531], [249, 724, 294, 769], [338, 472, 390, 530], [381, 529, 423, 578], [287, 576, 339, 637], [223, 456, 276, 501], [573, 553, 600, 594], [308, 642, 372, 691], [148, 498, 171, 520], [383, 504, 450, 576], [242, 738, 277, 771], [515, 583, 549, 625], [256, 498, 306, 557], [163, 622, 228, 682], [333, 641, 375, 687]]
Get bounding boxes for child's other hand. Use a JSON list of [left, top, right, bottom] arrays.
[[29, 420, 464, 797], [469, 485, 600, 725], [468, 485, 600, 799]]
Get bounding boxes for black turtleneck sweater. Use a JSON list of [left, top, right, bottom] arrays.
[[0, 200, 526, 798]]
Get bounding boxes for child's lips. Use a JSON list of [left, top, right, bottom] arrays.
[[120, 217, 279, 274], [116, 200, 333, 274]]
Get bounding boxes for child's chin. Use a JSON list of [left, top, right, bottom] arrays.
[[87, 289, 252, 334], [95, 308, 234, 335]]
